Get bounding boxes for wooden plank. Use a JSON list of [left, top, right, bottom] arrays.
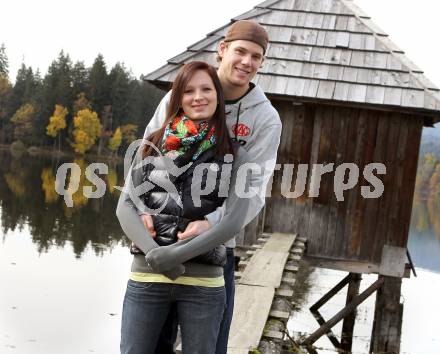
[[356, 67, 372, 85], [268, 75, 289, 95], [263, 331, 284, 340], [281, 276, 297, 286], [296, 106, 315, 237], [330, 108, 355, 258], [342, 67, 358, 82], [288, 254, 302, 262], [310, 47, 326, 63], [304, 255, 380, 274], [301, 79, 320, 98], [383, 87, 403, 106], [371, 112, 400, 261], [386, 55, 403, 71], [228, 284, 275, 351], [347, 84, 367, 103], [365, 85, 386, 104], [314, 64, 331, 79], [401, 89, 425, 108], [261, 233, 293, 250], [354, 109, 379, 262], [359, 112, 389, 262], [317, 80, 336, 99], [276, 288, 294, 297], [227, 348, 249, 354], [333, 82, 350, 101], [322, 14, 337, 30], [379, 245, 407, 277], [324, 48, 342, 65], [364, 52, 388, 69], [239, 253, 279, 283], [396, 116, 423, 246], [269, 310, 290, 319], [334, 15, 349, 31], [323, 107, 344, 258]]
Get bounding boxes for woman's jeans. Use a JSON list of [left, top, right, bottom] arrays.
[[120, 280, 226, 354]]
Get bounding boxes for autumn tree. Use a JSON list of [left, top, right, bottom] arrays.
[[120, 123, 138, 150], [46, 104, 68, 151], [10, 103, 37, 142], [71, 108, 102, 154], [108, 127, 122, 155], [41, 167, 59, 203], [73, 92, 92, 115], [0, 75, 12, 141]]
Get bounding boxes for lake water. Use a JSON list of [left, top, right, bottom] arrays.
[[0, 151, 439, 354]]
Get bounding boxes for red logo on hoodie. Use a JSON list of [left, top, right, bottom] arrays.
[[232, 123, 250, 137]]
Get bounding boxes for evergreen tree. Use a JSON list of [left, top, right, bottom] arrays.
[[42, 51, 73, 110], [8, 64, 31, 116], [109, 62, 131, 129], [0, 43, 8, 77], [71, 61, 89, 98], [127, 79, 165, 131], [89, 54, 110, 116]]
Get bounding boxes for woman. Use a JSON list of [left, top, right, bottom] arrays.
[[117, 61, 234, 354]]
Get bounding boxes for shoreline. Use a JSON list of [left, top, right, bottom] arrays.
[[0, 143, 123, 163]]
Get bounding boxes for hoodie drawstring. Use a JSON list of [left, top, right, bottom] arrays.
[[234, 102, 242, 141]]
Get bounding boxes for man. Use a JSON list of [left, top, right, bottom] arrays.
[[140, 20, 282, 354]]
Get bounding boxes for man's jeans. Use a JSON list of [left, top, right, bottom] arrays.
[[215, 247, 235, 354], [120, 280, 225, 354]]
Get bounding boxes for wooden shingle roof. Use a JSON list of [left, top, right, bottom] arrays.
[[145, 0, 440, 120]]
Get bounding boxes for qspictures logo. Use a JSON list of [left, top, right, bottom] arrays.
[[54, 139, 386, 208]]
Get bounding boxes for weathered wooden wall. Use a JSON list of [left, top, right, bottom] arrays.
[[264, 100, 423, 265]]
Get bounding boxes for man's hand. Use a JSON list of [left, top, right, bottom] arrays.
[[177, 220, 211, 240], [140, 214, 156, 237]]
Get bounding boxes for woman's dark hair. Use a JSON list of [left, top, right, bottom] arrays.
[[143, 61, 232, 158]]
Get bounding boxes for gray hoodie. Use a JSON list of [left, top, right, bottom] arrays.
[[116, 84, 281, 279], [143, 84, 282, 246]]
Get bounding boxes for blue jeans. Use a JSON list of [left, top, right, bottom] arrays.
[[120, 281, 226, 354], [215, 248, 235, 354], [152, 248, 235, 354]]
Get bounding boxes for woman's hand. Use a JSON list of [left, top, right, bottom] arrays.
[[140, 214, 156, 237], [177, 220, 211, 240]]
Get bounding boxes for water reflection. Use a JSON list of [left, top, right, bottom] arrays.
[[0, 151, 128, 257], [409, 190, 440, 272], [287, 193, 440, 354]]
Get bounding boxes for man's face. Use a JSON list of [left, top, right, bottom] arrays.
[[217, 40, 264, 88]]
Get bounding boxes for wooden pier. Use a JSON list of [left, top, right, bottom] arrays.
[[228, 232, 306, 354]]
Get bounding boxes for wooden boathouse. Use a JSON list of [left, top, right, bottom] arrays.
[[144, 0, 440, 352]]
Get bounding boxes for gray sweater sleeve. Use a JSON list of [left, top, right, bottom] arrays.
[[115, 150, 185, 279], [145, 148, 256, 273]]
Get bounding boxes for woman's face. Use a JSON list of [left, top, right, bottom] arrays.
[[181, 70, 218, 121]]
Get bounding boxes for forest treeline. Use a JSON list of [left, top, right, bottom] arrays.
[[0, 44, 166, 155]]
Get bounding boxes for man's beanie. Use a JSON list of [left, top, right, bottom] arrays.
[[224, 20, 269, 54]]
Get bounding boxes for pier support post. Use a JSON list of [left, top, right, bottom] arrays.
[[370, 275, 403, 354], [341, 273, 362, 351]]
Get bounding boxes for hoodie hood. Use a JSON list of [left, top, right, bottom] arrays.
[[225, 84, 269, 114]]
